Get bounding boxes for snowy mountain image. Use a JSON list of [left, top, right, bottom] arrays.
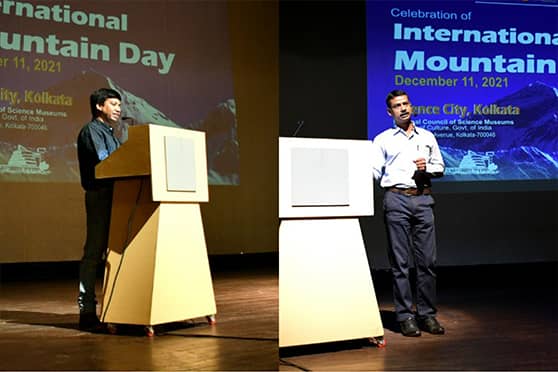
[[0, 70, 239, 185], [441, 81, 558, 181]]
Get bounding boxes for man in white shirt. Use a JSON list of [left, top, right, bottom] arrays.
[[371, 90, 445, 337]]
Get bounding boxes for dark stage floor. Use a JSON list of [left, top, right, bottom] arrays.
[[1, 257, 556, 371]]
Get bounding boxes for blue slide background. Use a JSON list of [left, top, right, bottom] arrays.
[[366, 0, 558, 182]]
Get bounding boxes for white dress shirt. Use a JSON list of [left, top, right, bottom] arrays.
[[371, 122, 445, 188]]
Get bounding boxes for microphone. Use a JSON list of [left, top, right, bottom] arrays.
[[292, 120, 304, 137]]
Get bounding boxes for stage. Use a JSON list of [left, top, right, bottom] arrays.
[[0, 258, 556, 370], [0, 256, 277, 371]]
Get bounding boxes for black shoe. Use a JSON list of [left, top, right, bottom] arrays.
[[419, 316, 445, 335], [399, 317, 421, 337], [79, 312, 103, 332]]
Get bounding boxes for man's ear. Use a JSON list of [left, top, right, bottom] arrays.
[[387, 108, 393, 117]]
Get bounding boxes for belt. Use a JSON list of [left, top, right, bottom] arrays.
[[387, 187, 432, 196]]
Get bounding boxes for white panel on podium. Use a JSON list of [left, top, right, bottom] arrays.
[[149, 125, 208, 202], [279, 137, 374, 218], [164, 136, 197, 192], [291, 147, 349, 207]]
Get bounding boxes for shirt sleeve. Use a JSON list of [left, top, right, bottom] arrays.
[[371, 139, 385, 181], [426, 134, 445, 177]]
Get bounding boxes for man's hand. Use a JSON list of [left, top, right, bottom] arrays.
[[414, 157, 426, 171]]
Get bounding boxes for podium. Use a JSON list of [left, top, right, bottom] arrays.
[[278, 137, 384, 348], [95, 124, 216, 331]]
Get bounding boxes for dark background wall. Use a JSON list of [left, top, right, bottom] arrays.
[[0, 1, 279, 263], [0, 0, 555, 270], [279, 1, 557, 269]]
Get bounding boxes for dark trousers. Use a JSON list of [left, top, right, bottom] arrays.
[[383, 190, 438, 322], [78, 187, 113, 314]]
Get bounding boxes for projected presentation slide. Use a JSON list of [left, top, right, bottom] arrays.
[[366, 0, 557, 184], [0, 0, 238, 185]]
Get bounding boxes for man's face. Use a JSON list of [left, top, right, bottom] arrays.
[[387, 95, 412, 126], [97, 98, 121, 124]]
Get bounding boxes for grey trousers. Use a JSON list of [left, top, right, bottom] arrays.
[[383, 190, 438, 322]]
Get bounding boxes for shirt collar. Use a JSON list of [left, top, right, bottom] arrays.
[[391, 121, 420, 136]]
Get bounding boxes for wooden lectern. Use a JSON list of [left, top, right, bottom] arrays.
[[278, 137, 384, 348], [95, 124, 216, 332]]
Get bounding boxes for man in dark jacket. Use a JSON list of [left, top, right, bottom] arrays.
[[76, 88, 122, 331]]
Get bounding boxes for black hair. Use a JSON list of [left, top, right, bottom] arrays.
[[385, 89, 408, 108], [90, 88, 122, 119]]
